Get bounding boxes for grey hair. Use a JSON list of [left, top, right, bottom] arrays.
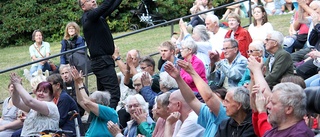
[[206, 14, 220, 25], [273, 82, 307, 119], [132, 72, 152, 86], [59, 64, 71, 73], [193, 25, 210, 41], [159, 72, 178, 90], [224, 38, 239, 48], [181, 39, 198, 54], [156, 92, 171, 107], [249, 40, 265, 57], [268, 30, 284, 47], [125, 94, 149, 114], [231, 87, 251, 111], [89, 91, 111, 106]]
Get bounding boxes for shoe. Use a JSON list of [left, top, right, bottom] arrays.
[[23, 69, 32, 82], [186, 24, 193, 33], [288, 11, 294, 14]]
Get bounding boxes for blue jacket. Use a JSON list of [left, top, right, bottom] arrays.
[[60, 35, 85, 64]]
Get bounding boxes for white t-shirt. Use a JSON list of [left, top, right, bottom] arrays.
[[21, 101, 59, 137], [172, 111, 204, 137], [209, 27, 228, 54], [248, 22, 274, 42]]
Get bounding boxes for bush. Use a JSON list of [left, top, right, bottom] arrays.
[[0, 0, 228, 47]]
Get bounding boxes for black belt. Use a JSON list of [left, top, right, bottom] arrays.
[[90, 55, 112, 61]]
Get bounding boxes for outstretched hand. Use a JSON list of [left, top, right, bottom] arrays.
[[107, 121, 121, 137], [70, 66, 83, 84], [164, 61, 180, 79], [177, 59, 195, 75], [10, 72, 22, 85], [141, 72, 151, 87]]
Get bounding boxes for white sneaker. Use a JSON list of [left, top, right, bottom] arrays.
[[23, 69, 32, 82]]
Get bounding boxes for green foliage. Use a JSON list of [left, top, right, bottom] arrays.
[[0, 0, 230, 48]]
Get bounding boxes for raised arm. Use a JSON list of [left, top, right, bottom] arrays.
[[177, 60, 222, 116], [10, 73, 50, 116], [164, 61, 202, 114], [102, 0, 122, 18], [112, 46, 128, 75]]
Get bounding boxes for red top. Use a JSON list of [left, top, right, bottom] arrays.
[[252, 112, 272, 137], [223, 26, 252, 58]]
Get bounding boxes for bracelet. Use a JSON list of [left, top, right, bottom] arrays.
[[114, 56, 121, 61], [79, 86, 85, 90]]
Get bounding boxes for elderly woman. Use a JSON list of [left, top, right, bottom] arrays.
[[60, 22, 86, 65], [10, 73, 59, 137], [152, 92, 173, 137], [70, 67, 119, 137], [179, 39, 207, 92], [28, 30, 52, 75], [0, 83, 23, 137], [179, 19, 211, 78], [238, 41, 265, 87], [108, 94, 155, 137]]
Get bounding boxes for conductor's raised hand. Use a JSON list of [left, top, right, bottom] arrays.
[[164, 61, 180, 79]]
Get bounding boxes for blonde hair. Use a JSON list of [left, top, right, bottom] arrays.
[[64, 22, 80, 40], [30, 70, 48, 91]]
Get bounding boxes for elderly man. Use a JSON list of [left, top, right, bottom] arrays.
[[209, 38, 247, 88], [264, 31, 293, 89], [215, 87, 255, 137], [164, 90, 205, 137], [205, 14, 228, 54], [264, 82, 314, 137]]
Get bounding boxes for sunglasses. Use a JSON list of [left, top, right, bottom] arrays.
[[247, 49, 260, 54]]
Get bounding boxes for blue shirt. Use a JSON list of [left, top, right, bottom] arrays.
[[197, 103, 229, 137]]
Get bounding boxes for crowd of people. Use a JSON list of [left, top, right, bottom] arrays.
[[2, 0, 320, 137]]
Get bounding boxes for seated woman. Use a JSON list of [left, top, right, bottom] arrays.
[[248, 6, 274, 42], [60, 22, 86, 65], [28, 30, 53, 76], [221, 0, 247, 20], [189, 0, 213, 27], [70, 67, 119, 137], [0, 83, 23, 137], [10, 73, 59, 137], [108, 94, 155, 137]]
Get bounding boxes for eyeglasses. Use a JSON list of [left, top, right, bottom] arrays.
[[247, 49, 260, 54], [126, 103, 140, 108], [81, 0, 91, 6], [265, 38, 277, 42], [180, 47, 189, 51], [222, 46, 236, 50], [140, 66, 149, 70]]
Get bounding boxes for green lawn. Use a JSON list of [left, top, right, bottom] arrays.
[[0, 14, 292, 103]]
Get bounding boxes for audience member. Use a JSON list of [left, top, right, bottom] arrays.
[[164, 61, 228, 136], [209, 38, 247, 88], [264, 0, 286, 15], [281, 75, 306, 88], [264, 30, 293, 89], [225, 13, 252, 58], [47, 73, 82, 137], [152, 92, 173, 137], [26, 30, 52, 76], [215, 87, 255, 137], [59, 64, 89, 117], [238, 41, 265, 87], [248, 6, 274, 42], [164, 90, 205, 137], [189, 0, 213, 27], [108, 94, 155, 137], [138, 56, 160, 93], [205, 14, 228, 54], [179, 19, 212, 77], [159, 41, 179, 72], [0, 83, 23, 137], [70, 67, 119, 136], [221, 0, 248, 20], [264, 83, 314, 137], [10, 73, 59, 137], [78, 0, 122, 109], [179, 39, 207, 92], [60, 21, 86, 65]]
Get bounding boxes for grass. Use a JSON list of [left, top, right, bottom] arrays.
[[0, 13, 292, 104]]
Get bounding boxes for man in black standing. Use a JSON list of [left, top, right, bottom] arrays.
[[78, 0, 122, 109]]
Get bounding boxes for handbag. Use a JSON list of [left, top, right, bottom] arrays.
[[34, 44, 57, 71]]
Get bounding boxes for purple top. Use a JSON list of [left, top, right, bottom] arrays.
[[180, 55, 207, 92], [263, 120, 314, 137]]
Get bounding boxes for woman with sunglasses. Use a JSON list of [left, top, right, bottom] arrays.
[[238, 41, 266, 87]]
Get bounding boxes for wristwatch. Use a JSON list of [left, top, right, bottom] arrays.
[[114, 56, 121, 61]]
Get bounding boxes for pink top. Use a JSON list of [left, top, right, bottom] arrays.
[[180, 55, 207, 92]]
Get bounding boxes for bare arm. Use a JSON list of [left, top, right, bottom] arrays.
[[177, 60, 222, 116], [164, 62, 202, 114], [112, 46, 128, 75], [0, 119, 23, 131], [83, 98, 99, 116], [10, 73, 50, 116]]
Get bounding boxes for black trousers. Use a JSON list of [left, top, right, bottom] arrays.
[[296, 59, 318, 80], [91, 55, 120, 109]]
